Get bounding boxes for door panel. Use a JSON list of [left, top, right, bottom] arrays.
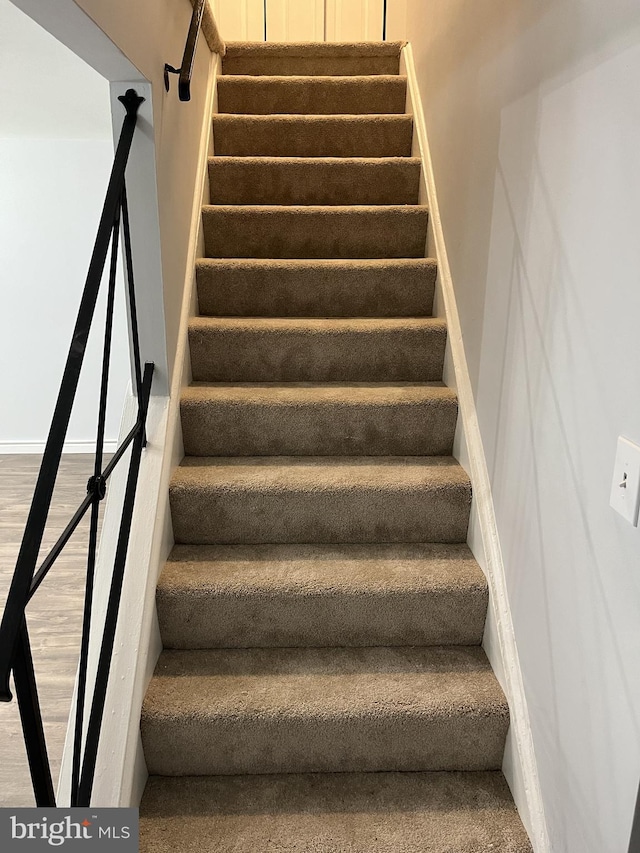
[[212, 0, 265, 41], [212, 0, 385, 43], [325, 0, 385, 41], [266, 0, 325, 42]]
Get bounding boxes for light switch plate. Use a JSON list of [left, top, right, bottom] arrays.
[[610, 436, 640, 526]]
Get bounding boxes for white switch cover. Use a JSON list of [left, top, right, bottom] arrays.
[[610, 436, 640, 526]]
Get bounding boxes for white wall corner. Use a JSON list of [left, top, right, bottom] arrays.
[[401, 42, 551, 853]]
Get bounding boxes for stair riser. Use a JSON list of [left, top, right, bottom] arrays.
[[188, 324, 447, 382], [202, 207, 428, 260], [169, 482, 471, 545], [180, 396, 457, 456], [196, 260, 436, 318], [212, 115, 414, 158], [218, 76, 407, 115], [142, 713, 508, 776], [157, 588, 487, 649], [222, 57, 400, 77], [208, 158, 421, 206]]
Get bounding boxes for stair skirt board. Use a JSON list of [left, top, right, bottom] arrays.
[[139, 39, 533, 853]]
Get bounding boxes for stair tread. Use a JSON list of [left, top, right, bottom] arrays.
[[212, 114, 414, 157], [195, 258, 437, 317], [140, 771, 532, 853], [213, 112, 412, 120], [208, 155, 421, 164], [196, 256, 435, 267], [161, 542, 485, 595], [203, 202, 426, 212], [180, 382, 457, 458], [201, 205, 428, 260], [224, 41, 405, 57], [220, 73, 406, 82], [172, 454, 470, 489], [218, 76, 407, 116], [143, 645, 507, 719], [208, 156, 421, 205], [218, 74, 407, 82], [158, 543, 486, 649], [189, 316, 443, 331], [183, 380, 453, 398]]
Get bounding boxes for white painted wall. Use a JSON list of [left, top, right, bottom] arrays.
[[393, 2, 640, 851], [0, 0, 128, 452]]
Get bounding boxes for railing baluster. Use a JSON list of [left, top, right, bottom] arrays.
[[77, 363, 154, 806], [71, 206, 121, 806]]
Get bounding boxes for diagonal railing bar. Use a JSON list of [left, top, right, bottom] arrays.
[[0, 88, 153, 809], [28, 419, 142, 603], [77, 362, 154, 806], [13, 622, 56, 806]]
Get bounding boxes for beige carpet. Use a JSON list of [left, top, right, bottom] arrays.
[[139, 40, 532, 852]]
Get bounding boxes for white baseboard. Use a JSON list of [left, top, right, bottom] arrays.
[[401, 42, 550, 853], [0, 440, 119, 455]]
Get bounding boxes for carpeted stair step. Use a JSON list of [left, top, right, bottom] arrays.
[[218, 75, 407, 115], [222, 41, 403, 77], [202, 205, 428, 259], [169, 456, 471, 545], [141, 645, 508, 776], [180, 383, 457, 456], [140, 771, 533, 853], [188, 317, 446, 382], [208, 156, 421, 205], [212, 114, 414, 157], [195, 257, 436, 317], [196, 258, 437, 317], [157, 543, 488, 649]]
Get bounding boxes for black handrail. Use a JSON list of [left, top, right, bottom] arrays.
[[165, 0, 206, 101], [0, 88, 154, 808]]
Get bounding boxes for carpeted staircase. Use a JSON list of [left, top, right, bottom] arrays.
[[139, 41, 532, 852]]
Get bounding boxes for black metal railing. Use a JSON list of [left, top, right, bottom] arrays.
[[164, 0, 206, 101], [0, 88, 154, 808], [629, 785, 640, 852]]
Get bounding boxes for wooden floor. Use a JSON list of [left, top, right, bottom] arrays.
[[0, 454, 107, 807]]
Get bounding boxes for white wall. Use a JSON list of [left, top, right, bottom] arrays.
[[395, 2, 640, 851], [0, 0, 128, 451]]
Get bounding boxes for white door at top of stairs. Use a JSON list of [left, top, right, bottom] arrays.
[[213, 0, 385, 42]]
